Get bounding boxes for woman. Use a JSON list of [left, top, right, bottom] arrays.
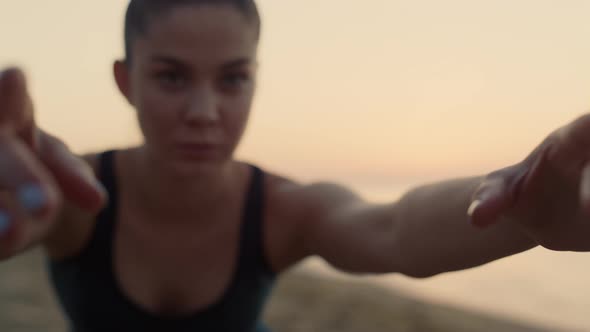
[[1, 0, 590, 331]]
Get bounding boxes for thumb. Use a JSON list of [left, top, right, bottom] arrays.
[[38, 132, 106, 213], [0, 68, 37, 148], [469, 165, 527, 227]]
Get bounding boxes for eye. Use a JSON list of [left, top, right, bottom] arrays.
[[220, 72, 251, 91], [154, 70, 187, 90]]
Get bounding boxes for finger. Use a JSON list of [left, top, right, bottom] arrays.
[[469, 165, 527, 227], [0, 68, 36, 147], [38, 133, 106, 213], [469, 178, 511, 227], [542, 114, 590, 177], [0, 137, 61, 221], [563, 113, 590, 149]]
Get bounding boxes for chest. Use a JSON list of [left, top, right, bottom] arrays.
[[112, 206, 242, 317]]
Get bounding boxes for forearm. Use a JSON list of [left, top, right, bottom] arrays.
[[392, 176, 536, 278]]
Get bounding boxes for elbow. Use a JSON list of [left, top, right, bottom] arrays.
[[400, 268, 440, 279], [386, 257, 439, 279], [389, 247, 442, 279], [380, 257, 438, 278]]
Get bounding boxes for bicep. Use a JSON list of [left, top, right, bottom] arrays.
[[299, 183, 399, 274]]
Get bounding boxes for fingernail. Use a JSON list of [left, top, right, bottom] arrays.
[[479, 180, 504, 201], [467, 199, 481, 217], [94, 179, 107, 196], [0, 212, 10, 234], [96, 179, 106, 192], [18, 184, 47, 214]]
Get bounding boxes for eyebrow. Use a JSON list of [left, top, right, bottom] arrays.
[[221, 58, 254, 69], [149, 55, 254, 69], [149, 55, 185, 67]]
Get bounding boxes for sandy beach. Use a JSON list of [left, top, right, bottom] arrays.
[[0, 249, 554, 332]]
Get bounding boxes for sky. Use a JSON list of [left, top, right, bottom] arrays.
[[2, 1, 590, 329], [2, 1, 590, 197]]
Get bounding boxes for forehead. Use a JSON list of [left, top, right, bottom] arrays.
[[133, 5, 258, 66]]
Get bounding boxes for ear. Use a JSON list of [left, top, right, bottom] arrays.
[[113, 60, 134, 106]]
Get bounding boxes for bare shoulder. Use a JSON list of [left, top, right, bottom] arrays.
[[42, 152, 102, 260], [262, 170, 364, 271], [265, 172, 364, 221]]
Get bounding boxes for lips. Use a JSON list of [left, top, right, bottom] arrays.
[[174, 142, 221, 160]]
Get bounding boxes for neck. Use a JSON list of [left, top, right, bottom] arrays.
[[128, 146, 238, 220]]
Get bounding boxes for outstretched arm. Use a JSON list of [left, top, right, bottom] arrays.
[[0, 68, 106, 259], [285, 113, 590, 277], [282, 178, 533, 278]]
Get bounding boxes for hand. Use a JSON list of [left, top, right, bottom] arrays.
[[469, 114, 590, 251], [0, 67, 105, 254]]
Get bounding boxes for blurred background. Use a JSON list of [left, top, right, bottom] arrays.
[[1, 0, 590, 331]]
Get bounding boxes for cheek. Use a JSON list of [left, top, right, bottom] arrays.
[[222, 96, 252, 141], [136, 96, 179, 141], [133, 77, 181, 124]]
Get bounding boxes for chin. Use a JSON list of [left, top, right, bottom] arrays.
[[166, 157, 230, 178], [142, 143, 234, 178]]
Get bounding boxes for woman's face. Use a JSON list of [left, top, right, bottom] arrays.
[[116, 5, 259, 174]]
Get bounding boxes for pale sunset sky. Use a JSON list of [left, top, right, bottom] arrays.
[[2, 1, 590, 330], [2, 0, 590, 197]]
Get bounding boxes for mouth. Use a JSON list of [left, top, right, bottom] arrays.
[[174, 142, 222, 160]]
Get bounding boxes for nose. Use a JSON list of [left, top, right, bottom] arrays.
[[182, 85, 220, 125]]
